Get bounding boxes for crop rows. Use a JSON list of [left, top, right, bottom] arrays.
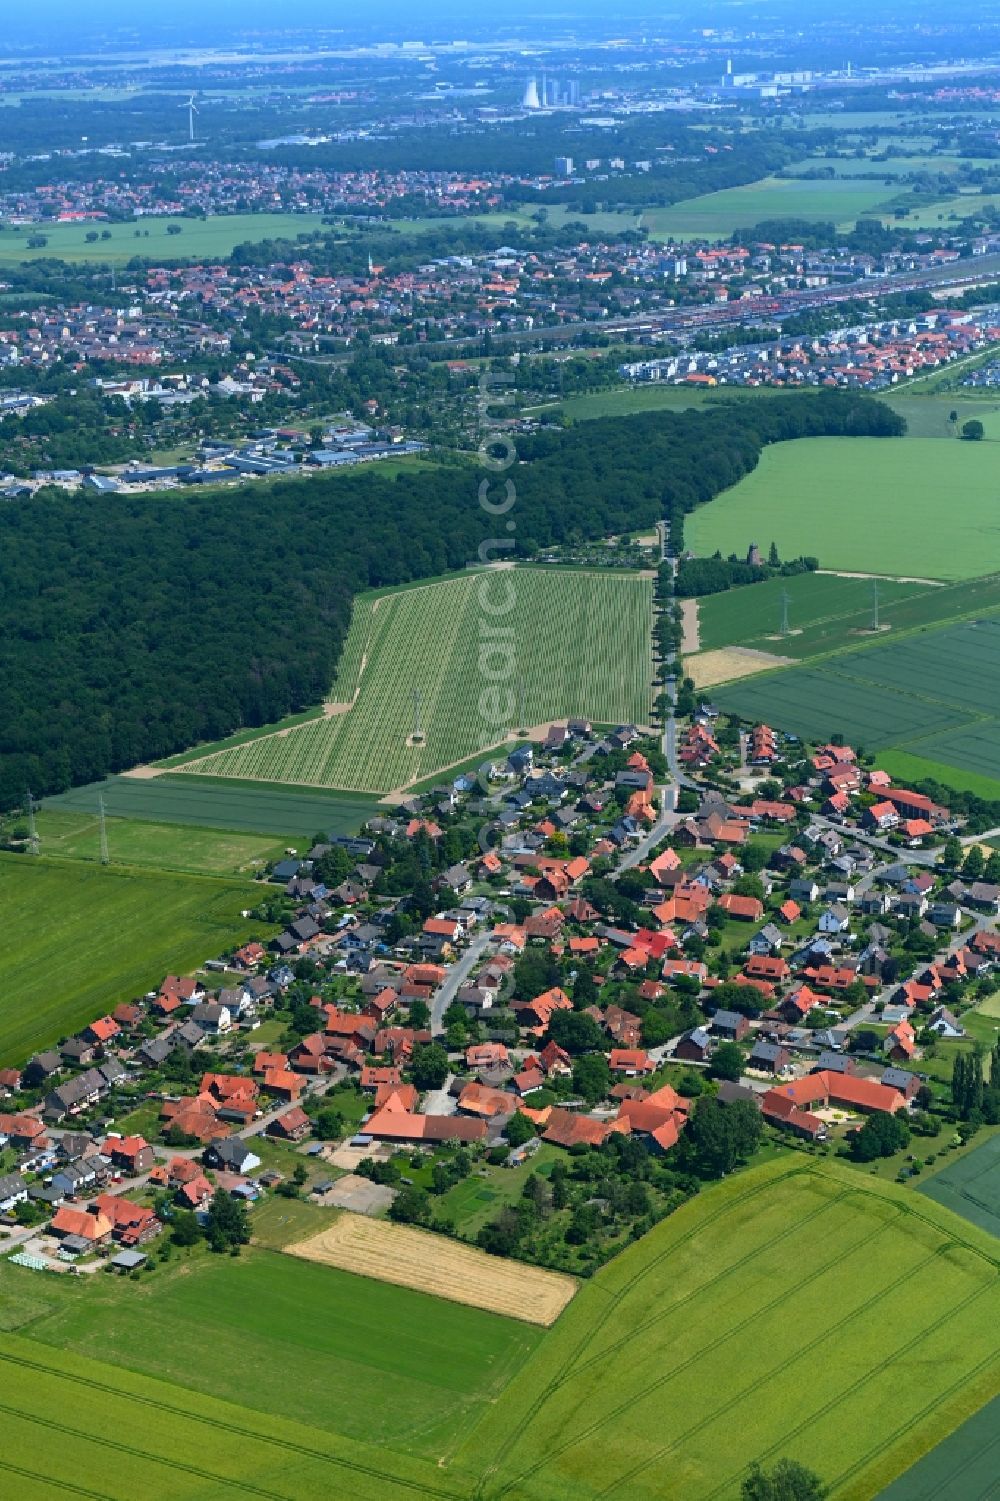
[[716, 667, 967, 750], [181, 569, 653, 792], [467, 1164, 1000, 1501], [715, 616, 1000, 791], [288, 1217, 575, 1325], [0, 1337, 466, 1501]]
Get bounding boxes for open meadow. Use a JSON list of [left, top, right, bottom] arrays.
[[643, 177, 896, 241], [0, 212, 330, 265], [881, 393, 1000, 441], [685, 437, 1000, 581], [0, 853, 268, 1064], [21, 806, 288, 877], [462, 1158, 1000, 1501], [173, 568, 654, 793]]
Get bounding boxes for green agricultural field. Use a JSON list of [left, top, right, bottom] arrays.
[[2, 1159, 999, 1498], [0, 854, 269, 1064], [44, 773, 378, 839], [686, 437, 1000, 581], [0, 212, 330, 265], [643, 177, 895, 241], [173, 568, 654, 793], [556, 385, 794, 423], [21, 807, 287, 877], [798, 111, 916, 129], [918, 1134, 1000, 1240], [0, 1247, 539, 1458], [0, 1332, 465, 1501], [463, 1158, 1000, 1501], [876, 749, 1000, 802], [878, 1392, 1000, 1501], [714, 662, 967, 750], [891, 190, 1000, 230], [713, 617, 1000, 790], [549, 382, 1000, 437], [695, 573, 930, 657], [787, 153, 990, 178], [713, 615, 998, 744]]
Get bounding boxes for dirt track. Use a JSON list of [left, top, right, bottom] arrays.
[[680, 600, 700, 655], [285, 1215, 577, 1325]]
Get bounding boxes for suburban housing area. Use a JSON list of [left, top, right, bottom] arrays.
[[10, 12, 1000, 1500]]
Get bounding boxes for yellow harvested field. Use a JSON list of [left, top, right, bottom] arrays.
[[685, 645, 793, 688], [285, 1215, 577, 1326]]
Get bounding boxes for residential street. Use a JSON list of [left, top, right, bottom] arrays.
[[430, 931, 492, 1036]]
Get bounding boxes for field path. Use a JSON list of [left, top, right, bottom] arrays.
[[817, 569, 945, 586], [680, 600, 700, 654]]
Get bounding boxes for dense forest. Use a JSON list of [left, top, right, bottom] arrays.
[[0, 392, 904, 808]]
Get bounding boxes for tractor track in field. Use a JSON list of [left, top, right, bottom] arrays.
[[0, 1349, 458, 1501], [596, 1242, 983, 1500], [510, 1199, 903, 1495], [471, 1170, 807, 1491]]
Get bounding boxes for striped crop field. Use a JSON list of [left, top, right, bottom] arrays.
[[173, 568, 654, 794], [713, 617, 1000, 794], [464, 1159, 1000, 1501]]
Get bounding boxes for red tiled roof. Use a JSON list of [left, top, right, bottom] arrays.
[[543, 1107, 611, 1149]]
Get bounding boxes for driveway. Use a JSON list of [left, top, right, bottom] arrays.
[[420, 1073, 456, 1116]]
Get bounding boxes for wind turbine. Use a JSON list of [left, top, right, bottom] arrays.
[[182, 94, 199, 143]]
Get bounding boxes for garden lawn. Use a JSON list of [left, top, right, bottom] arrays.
[[463, 1157, 1000, 1501], [0, 1245, 540, 1459], [685, 436, 1000, 581], [0, 853, 269, 1065], [438, 1145, 561, 1238], [173, 568, 654, 793]]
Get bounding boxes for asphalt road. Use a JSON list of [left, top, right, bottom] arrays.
[[430, 930, 492, 1036]]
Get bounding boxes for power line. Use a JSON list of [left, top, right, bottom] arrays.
[[25, 788, 38, 856], [99, 794, 109, 865], [411, 688, 423, 743], [779, 588, 790, 637], [872, 578, 880, 633]]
